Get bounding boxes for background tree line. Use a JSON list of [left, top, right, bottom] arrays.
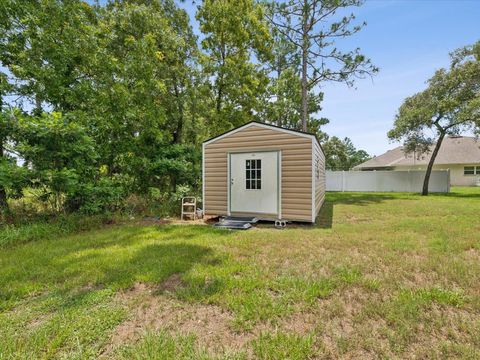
[[0, 0, 372, 217]]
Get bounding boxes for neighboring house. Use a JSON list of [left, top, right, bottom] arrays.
[[353, 136, 480, 186], [203, 121, 325, 223]]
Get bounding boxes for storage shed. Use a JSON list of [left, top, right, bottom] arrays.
[[202, 121, 325, 223]]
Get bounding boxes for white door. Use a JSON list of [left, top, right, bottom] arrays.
[[230, 151, 279, 215]]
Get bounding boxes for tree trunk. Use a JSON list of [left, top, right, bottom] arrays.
[[216, 43, 226, 116], [300, 35, 308, 132], [171, 175, 177, 193], [300, 2, 309, 132], [171, 80, 184, 191], [422, 132, 445, 196], [0, 187, 7, 212], [172, 80, 184, 144], [216, 83, 223, 114], [34, 94, 42, 116], [277, 64, 283, 128], [0, 141, 8, 213]]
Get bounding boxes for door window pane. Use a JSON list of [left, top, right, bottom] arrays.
[[246, 159, 262, 189]]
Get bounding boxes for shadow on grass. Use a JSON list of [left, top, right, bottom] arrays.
[[431, 189, 480, 199], [315, 192, 413, 229], [316, 201, 333, 229], [0, 225, 231, 309], [326, 192, 406, 205]]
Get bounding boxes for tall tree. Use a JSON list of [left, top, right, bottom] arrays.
[[0, 0, 97, 113], [323, 135, 369, 170], [197, 0, 273, 134], [1, 0, 205, 200], [267, 0, 377, 131], [259, 24, 329, 138], [15, 112, 98, 212], [84, 0, 202, 192], [0, 104, 12, 212], [0, 5, 16, 212], [0, 109, 29, 214], [388, 41, 480, 195], [161, 0, 201, 146]]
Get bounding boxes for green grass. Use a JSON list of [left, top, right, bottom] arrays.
[[0, 214, 114, 248], [1, 187, 479, 359]]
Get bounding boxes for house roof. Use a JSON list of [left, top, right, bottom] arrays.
[[354, 136, 480, 169], [203, 121, 323, 152]]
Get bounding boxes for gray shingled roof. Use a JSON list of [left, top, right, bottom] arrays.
[[354, 136, 480, 169]]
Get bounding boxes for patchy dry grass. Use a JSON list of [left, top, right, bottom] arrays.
[[0, 187, 479, 359]]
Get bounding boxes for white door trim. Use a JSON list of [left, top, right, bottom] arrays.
[[228, 150, 281, 217]]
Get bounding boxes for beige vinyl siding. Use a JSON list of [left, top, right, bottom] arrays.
[[203, 124, 313, 222], [314, 140, 326, 219]]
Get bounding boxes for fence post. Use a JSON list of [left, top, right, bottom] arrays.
[[408, 169, 412, 193], [447, 169, 451, 193], [342, 171, 345, 192]]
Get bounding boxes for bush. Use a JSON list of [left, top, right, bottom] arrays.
[[124, 184, 200, 218], [62, 175, 129, 215]]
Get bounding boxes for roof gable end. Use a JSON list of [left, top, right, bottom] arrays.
[[203, 121, 318, 146]]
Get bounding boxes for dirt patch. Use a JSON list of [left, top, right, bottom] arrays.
[[27, 313, 52, 330], [103, 282, 256, 357], [465, 247, 480, 261], [279, 310, 320, 336], [157, 273, 184, 294]]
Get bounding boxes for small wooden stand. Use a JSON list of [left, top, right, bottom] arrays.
[[181, 197, 197, 220]]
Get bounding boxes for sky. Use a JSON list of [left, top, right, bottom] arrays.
[[176, 0, 480, 155], [314, 0, 480, 155]]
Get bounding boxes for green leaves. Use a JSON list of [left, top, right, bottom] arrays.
[[389, 40, 480, 143], [267, 0, 377, 129], [388, 41, 480, 195], [12, 112, 97, 210], [323, 136, 370, 171], [197, 0, 273, 133], [1, 0, 98, 112]]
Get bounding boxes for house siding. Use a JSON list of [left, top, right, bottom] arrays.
[[203, 124, 314, 222], [314, 140, 326, 220]]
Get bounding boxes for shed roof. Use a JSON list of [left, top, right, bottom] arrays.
[[354, 136, 480, 169], [203, 121, 323, 152]]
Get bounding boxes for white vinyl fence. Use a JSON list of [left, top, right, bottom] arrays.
[[326, 170, 450, 193]]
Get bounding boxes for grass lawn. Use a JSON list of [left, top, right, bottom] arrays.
[[1, 188, 480, 359]]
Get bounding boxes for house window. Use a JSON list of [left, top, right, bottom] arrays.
[[464, 166, 475, 175], [246, 159, 261, 190]]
